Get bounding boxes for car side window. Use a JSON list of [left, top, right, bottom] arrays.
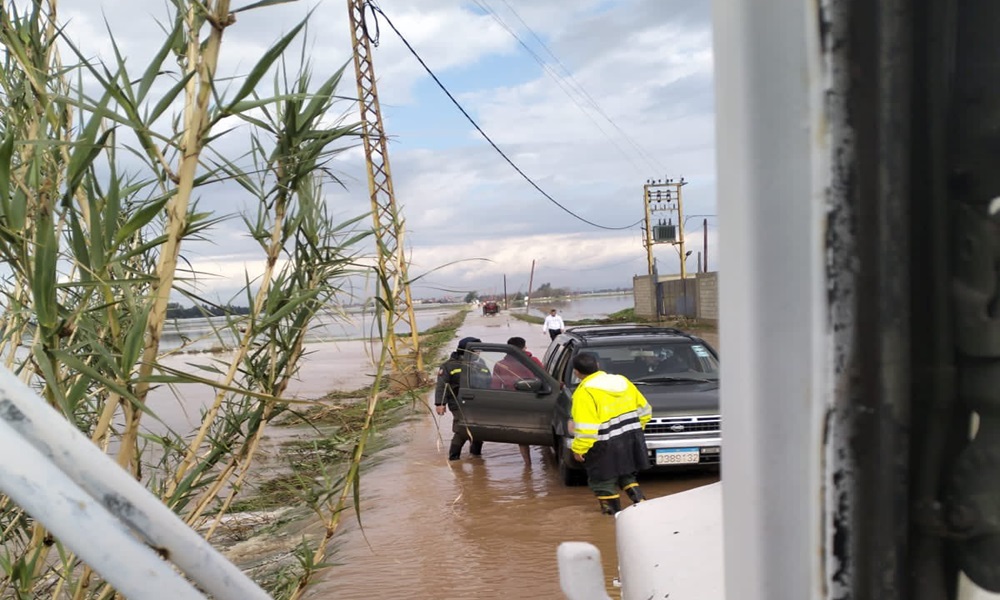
[[462, 351, 494, 389], [543, 343, 564, 372], [554, 344, 576, 386], [473, 349, 536, 391]]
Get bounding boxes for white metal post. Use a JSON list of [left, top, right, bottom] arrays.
[[0, 368, 271, 599], [714, 0, 830, 598], [557, 541, 614, 600]]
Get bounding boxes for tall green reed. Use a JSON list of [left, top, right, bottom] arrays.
[[0, 0, 415, 597]]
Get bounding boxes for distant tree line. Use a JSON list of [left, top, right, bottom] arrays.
[[460, 283, 633, 305], [165, 302, 251, 320], [528, 283, 571, 299]]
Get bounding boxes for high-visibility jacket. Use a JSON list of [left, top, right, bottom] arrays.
[[571, 371, 652, 480]]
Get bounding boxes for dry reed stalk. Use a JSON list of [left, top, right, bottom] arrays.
[[118, 0, 233, 474]]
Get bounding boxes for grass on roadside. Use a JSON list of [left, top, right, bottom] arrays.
[[418, 309, 469, 366]]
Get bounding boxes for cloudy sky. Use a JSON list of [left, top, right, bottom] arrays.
[[56, 0, 716, 301]]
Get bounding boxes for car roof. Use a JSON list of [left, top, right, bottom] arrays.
[[561, 324, 701, 345]]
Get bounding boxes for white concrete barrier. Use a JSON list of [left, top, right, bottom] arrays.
[[615, 482, 724, 600]]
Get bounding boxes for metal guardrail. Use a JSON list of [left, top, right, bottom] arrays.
[[0, 367, 270, 599]]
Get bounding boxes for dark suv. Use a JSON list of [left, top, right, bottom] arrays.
[[455, 325, 721, 486]]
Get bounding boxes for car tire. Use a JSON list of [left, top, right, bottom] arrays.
[[555, 438, 588, 487]]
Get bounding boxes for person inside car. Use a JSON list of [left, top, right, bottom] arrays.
[[490, 336, 544, 466]]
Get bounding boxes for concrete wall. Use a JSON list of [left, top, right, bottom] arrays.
[[632, 275, 657, 319], [696, 272, 719, 322], [633, 271, 719, 321]]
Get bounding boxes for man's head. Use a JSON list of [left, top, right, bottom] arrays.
[[457, 336, 481, 352], [507, 336, 526, 349], [573, 352, 600, 376], [550, 309, 557, 315]]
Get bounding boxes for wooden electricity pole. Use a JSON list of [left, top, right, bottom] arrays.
[[526, 259, 536, 313]]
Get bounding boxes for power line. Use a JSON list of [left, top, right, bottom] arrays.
[[365, 2, 643, 232], [471, 0, 649, 176], [491, 0, 667, 174]]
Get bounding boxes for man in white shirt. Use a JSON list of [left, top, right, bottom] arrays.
[[542, 309, 565, 340]]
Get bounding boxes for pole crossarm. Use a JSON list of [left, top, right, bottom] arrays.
[[347, 0, 424, 378]]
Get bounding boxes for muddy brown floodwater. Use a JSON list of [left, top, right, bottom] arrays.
[[304, 312, 720, 599]]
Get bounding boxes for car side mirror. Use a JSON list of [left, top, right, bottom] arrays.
[[514, 379, 547, 393]]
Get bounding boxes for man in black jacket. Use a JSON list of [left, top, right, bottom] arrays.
[[434, 336, 492, 460]]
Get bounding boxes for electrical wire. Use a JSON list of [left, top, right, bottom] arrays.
[[364, 2, 643, 232], [488, 0, 666, 175], [471, 0, 648, 176]]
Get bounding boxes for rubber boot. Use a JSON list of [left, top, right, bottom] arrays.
[[598, 496, 622, 515], [469, 440, 483, 457], [448, 437, 463, 461], [625, 484, 646, 504]]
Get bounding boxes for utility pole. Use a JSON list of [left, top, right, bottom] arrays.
[[677, 180, 687, 279], [703, 218, 708, 273], [526, 259, 536, 313], [347, 0, 424, 384], [642, 177, 689, 278], [643, 185, 655, 277]]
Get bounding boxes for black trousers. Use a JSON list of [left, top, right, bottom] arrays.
[[449, 420, 483, 458], [548, 329, 562, 340]]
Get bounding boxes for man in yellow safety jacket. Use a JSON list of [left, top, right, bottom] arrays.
[[571, 352, 652, 514]]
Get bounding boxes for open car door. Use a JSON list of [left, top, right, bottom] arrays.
[[453, 342, 561, 446]]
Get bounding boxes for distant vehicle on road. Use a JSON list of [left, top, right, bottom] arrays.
[[457, 325, 721, 486], [482, 301, 499, 316]]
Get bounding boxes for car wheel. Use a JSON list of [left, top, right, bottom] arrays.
[[555, 438, 587, 487]]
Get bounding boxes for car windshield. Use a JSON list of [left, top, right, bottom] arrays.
[[570, 341, 719, 384]]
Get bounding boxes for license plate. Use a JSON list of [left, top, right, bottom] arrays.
[[656, 448, 700, 465]]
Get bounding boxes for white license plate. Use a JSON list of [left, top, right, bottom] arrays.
[[656, 448, 700, 465]]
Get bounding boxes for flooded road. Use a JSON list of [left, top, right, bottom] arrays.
[[304, 312, 719, 599]]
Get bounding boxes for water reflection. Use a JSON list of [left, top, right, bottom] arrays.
[[522, 293, 633, 321]]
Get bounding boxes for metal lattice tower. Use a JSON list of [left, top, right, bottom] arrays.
[[347, 0, 424, 379]]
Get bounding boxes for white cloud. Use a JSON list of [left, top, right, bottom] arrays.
[[43, 0, 718, 299]]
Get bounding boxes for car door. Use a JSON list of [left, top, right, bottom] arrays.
[[543, 341, 576, 436], [455, 342, 561, 446]]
